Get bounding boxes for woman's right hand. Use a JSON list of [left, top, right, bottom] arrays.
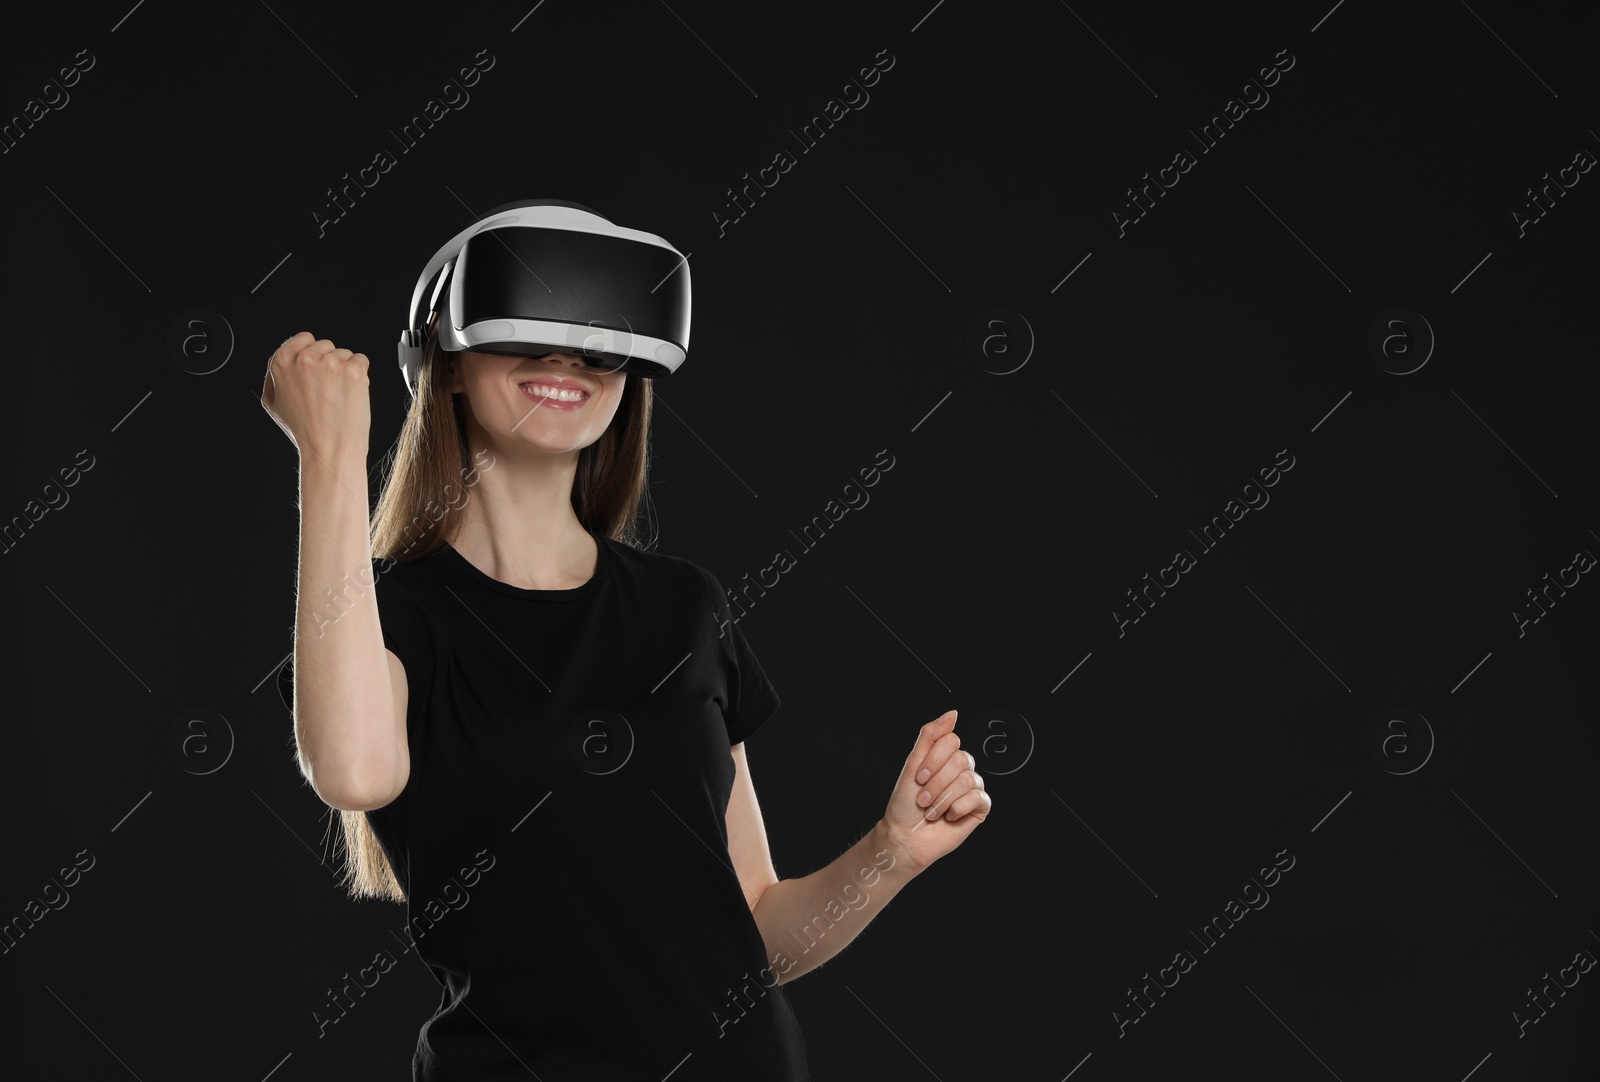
[[260, 331, 373, 462]]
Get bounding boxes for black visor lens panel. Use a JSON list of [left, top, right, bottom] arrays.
[[467, 342, 628, 372], [459, 228, 688, 365]]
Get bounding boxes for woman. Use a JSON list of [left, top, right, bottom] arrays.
[[260, 262, 991, 1079]]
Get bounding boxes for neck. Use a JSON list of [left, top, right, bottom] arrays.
[[450, 430, 594, 588]]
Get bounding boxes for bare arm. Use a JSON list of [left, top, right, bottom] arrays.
[[290, 448, 408, 811], [749, 819, 914, 985], [262, 333, 407, 812], [726, 743, 918, 985], [727, 713, 992, 984]]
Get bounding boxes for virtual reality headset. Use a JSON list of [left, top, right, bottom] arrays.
[[398, 197, 691, 397]]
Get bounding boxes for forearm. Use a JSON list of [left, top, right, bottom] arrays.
[[293, 447, 394, 804], [750, 819, 919, 985]]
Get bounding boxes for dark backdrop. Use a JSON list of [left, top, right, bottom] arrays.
[[2, 1, 1596, 1079]]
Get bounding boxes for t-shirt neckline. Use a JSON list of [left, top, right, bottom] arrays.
[[440, 526, 610, 601]]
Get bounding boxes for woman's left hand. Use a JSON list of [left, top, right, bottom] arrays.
[[881, 710, 991, 874]]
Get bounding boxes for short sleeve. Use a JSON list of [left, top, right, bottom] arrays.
[[276, 558, 437, 715], [699, 568, 781, 744]]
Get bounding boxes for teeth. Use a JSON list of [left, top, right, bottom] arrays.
[[521, 384, 586, 401]]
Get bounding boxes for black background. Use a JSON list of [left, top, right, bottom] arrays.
[[2, 1, 1596, 1079]]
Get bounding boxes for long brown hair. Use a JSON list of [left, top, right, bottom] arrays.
[[333, 319, 656, 902]]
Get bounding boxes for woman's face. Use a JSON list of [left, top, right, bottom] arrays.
[[450, 349, 628, 456]]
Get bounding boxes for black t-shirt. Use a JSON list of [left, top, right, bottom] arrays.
[[278, 528, 810, 1080]]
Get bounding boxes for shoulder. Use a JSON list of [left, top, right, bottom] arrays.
[[604, 537, 722, 603], [373, 542, 448, 575], [368, 545, 449, 604]]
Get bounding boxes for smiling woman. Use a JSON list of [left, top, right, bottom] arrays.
[[274, 313, 822, 1077], [264, 198, 989, 1082]]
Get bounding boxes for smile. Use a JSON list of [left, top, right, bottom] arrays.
[[519, 383, 590, 410]]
